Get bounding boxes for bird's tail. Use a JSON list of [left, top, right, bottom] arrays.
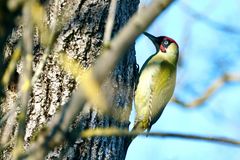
[[124, 121, 151, 151], [124, 122, 143, 151], [132, 119, 149, 131]]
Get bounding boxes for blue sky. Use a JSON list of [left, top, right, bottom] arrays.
[[126, 0, 240, 159]]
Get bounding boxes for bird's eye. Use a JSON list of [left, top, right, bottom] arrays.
[[163, 40, 169, 46]]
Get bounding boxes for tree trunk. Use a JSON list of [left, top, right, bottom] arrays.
[[1, 0, 139, 159]]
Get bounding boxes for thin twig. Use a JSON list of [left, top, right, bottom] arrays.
[[103, 0, 118, 44], [13, 1, 33, 158], [81, 127, 240, 146], [172, 73, 240, 108], [1, 45, 21, 87], [31, 1, 59, 86]]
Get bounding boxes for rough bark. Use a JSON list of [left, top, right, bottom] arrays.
[[1, 0, 139, 159]]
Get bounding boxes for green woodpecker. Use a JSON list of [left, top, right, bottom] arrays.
[[133, 32, 179, 132]]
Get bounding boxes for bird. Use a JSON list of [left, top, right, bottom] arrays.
[[133, 32, 179, 132]]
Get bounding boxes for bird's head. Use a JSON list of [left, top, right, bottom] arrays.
[[143, 32, 179, 65]]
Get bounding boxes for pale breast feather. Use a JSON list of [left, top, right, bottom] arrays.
[[134, 63, 161, 116]]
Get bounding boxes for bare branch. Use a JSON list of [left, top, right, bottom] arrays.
[[81, 127, 240, 146], [172, 73, 240, 108], [58, 53, 108, 113]]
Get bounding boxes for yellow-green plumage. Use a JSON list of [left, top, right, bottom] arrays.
[[133, 33, 179, 132]]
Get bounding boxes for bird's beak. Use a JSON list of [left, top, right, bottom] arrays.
[[143, 32, 160, 52]]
